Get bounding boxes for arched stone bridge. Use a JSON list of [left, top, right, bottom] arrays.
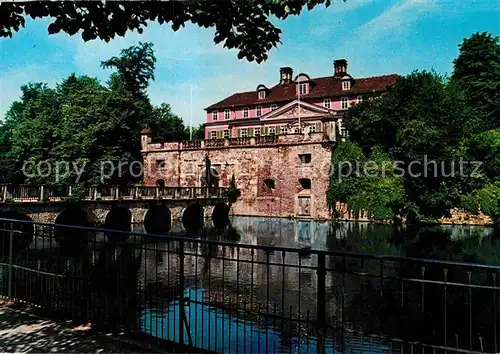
[[0, 185, 230, 234]]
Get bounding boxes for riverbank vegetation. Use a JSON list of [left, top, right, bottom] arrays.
[[327, 32, 500, 228]]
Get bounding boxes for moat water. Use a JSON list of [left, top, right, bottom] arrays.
[[4, 216, 499, 353]]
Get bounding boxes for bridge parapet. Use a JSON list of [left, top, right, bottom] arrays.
[[0, 185, 227, 204]]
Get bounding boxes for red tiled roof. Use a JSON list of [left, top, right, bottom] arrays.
[[205, 74, 399, 110]]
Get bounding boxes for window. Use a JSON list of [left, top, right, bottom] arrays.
[[281, 126, 287, 135], [210, 131, 217, 139], [156, 159, 166, 169], [241, 128, 248, 138], [341, 125, 349, 138], [323, 98, 331, 109], [299, 83, 308, 95], [256, 106, 262, 117], [224, 109, 230, 120], [254, 127, 261, 136], [308, 124, 316, 133], [299, 178, 311, 189], [223, 129, 230, 138], [299, 154, 312, 164], [342, 80, 351, 90], [269, 126, 276, 135], [243, 107, 249, 118], [341, 97, 349, 110], [270, 104, 278, 111], [212, 110, 218, 121], [258, 90, 266, 99], [357, 95, 364, 104], [264, 178, 275, 191]]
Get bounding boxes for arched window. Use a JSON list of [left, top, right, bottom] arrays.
[[264, 179, 275, 191], [299, 178, 311, 189]]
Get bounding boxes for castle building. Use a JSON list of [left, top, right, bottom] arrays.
[[142, 59, 398, 220], [204, 59, 398, 141]]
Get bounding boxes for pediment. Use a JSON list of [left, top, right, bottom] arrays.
[[261, 100, 334, 120]]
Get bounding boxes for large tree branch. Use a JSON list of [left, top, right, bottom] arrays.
[[0, 0, 333, 63]]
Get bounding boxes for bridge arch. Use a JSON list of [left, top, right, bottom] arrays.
[[144, 205, 171, 235], [212, 203, 230, 230], [54, 206, 91, 248], [0, 211, 34, 257], [182, 203, 204, 234], [104, 206, 132, 242]]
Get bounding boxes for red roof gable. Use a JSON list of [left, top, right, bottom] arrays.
[[205, 74, 399, 111]]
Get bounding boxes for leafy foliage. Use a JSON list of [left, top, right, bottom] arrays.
[[327, 141, 404, 220], [450, 32, 500, 132], [342, 71, 471, 222], [0, 42, 197, 187], [0, 0, 335, 63]]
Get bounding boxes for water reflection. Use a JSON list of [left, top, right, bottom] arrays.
[[3, 216, 498, 353]]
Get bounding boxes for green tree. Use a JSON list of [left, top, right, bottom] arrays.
[[148, 103, 190, 142], [0, 42, 193, 187], [344, 71, 471, 224], [327, 141, 404, 221], [451, 32, 500, 132], [0, 1, 335, 63]]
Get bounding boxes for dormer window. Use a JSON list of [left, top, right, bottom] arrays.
[[212, 110, 218, 121], [257, 84, 267, 100], [342, 80, 351, 90], [295, 73, 311, 97], [299, 83, 308, 95]]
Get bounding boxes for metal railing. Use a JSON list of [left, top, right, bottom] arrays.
[[0, 218, 498, 354], [0, 185, 227, 203]]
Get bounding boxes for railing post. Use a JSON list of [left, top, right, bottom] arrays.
[[179, 240, 185, 345], [8, 221, 14, 298], [134, 186, 139, 199], [155, 187, 159, 199], [317, 253, 326, 354], [115, 186, 120, 199], [40, 186, 44, 201], [68, 185, 72, 198]]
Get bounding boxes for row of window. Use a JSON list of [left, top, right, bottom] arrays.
[[210, 123, 322, 139], [212, 104, 279, 121], [212, 95, 364, 120]]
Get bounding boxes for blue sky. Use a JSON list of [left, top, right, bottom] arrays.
[[1, 0, 499, 125]]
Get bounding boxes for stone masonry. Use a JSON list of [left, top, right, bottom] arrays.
[[142, 132, 335, 220]]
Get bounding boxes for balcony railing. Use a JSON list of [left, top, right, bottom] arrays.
[[0, 185, 227, 203], [0, 219, 498, 354]]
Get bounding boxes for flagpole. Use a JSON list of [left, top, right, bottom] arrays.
[[189, 83, 193, 140], [297, 67, 301, 133]]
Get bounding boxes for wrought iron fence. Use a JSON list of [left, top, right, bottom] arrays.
[[0, 218, 498, 354]]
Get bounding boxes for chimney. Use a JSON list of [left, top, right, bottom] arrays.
[[334, 59, 348, 77], [279, 67, 293, 85]]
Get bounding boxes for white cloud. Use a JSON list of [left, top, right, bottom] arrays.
[[357, 0, 437, 41]]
